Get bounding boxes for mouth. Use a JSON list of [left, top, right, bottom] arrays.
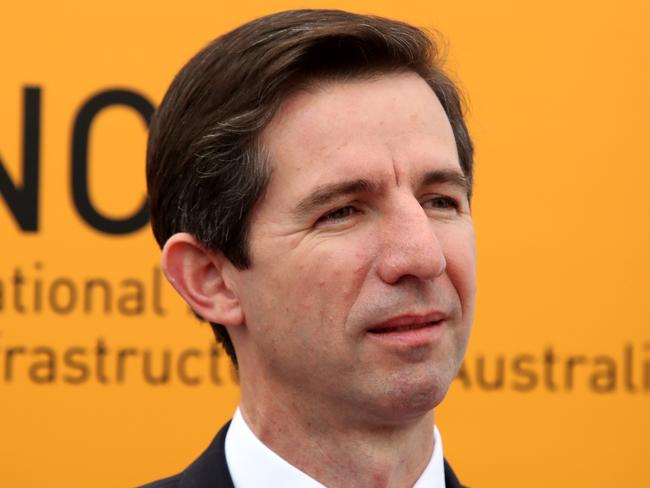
[[367, 319, 442, 334], [365, 313, 446, 347]]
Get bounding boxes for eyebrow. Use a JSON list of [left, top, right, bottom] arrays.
[[293, 168, 470, 217], [422, 169, 470, 195], [295, 179, 380, 217]]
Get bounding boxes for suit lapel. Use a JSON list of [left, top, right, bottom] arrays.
[[443, 458, 465, 488], [178, 422, 234, 487]]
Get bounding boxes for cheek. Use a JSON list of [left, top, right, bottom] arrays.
[[242, 227, 378, 336], [271, 244, 371, 313], [440, 228, 477, 306], [299, 241, 375, 329], [314, 246, 372, 298]]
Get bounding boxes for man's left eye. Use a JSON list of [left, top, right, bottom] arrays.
[[424, 196, 458, 210]]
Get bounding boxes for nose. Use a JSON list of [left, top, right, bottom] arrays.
[[376, 199, 446, 285]]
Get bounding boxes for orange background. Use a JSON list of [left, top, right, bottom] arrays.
[[1, 1, 649, 486]]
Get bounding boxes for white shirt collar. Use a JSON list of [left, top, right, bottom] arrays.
[[225, 407, 446, 487]]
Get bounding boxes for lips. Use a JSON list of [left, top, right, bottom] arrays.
[[368, 320, 441, 334], [365, 313, 446, 348], [366, 312, 446, 334]]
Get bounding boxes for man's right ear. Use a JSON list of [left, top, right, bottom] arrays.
[[161, 233, 244, 327]]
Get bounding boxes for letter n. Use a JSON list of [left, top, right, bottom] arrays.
[[0, 87, 41, 231]]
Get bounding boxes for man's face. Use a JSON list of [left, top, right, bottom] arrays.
[[233, 72, 476, 423]]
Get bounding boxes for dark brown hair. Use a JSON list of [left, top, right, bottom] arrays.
[[147, 9, 474, 365]]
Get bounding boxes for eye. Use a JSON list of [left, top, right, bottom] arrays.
[[317, 206, 357, 224], [423, 196, 459, 211]]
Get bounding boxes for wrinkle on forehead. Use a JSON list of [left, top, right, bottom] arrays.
[[262, 72, 454, 153], [258, 72, 462, 215]]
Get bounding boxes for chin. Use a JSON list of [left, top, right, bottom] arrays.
[[363, 373, 452, 425]]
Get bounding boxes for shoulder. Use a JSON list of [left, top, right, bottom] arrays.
[[138, 422, 234, 488], [139, 474, 181, 488]]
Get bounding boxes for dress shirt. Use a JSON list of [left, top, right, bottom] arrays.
[[225, 407, 446, 487]]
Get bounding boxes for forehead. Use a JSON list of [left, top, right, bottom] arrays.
[[260, 72, 460, 194]]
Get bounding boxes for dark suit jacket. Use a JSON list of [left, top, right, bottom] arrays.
[[141, 422, 465, 488]]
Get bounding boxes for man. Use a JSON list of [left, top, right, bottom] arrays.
[[144, 9, 475, 488]]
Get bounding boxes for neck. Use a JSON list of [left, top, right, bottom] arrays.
[[239, 381, 435, 488]]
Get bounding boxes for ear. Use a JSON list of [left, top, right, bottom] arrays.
[[161, 232, 243, 327]]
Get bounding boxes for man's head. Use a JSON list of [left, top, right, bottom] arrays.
[[147, 9, 473, 364], [148, 9, 475, 418]]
